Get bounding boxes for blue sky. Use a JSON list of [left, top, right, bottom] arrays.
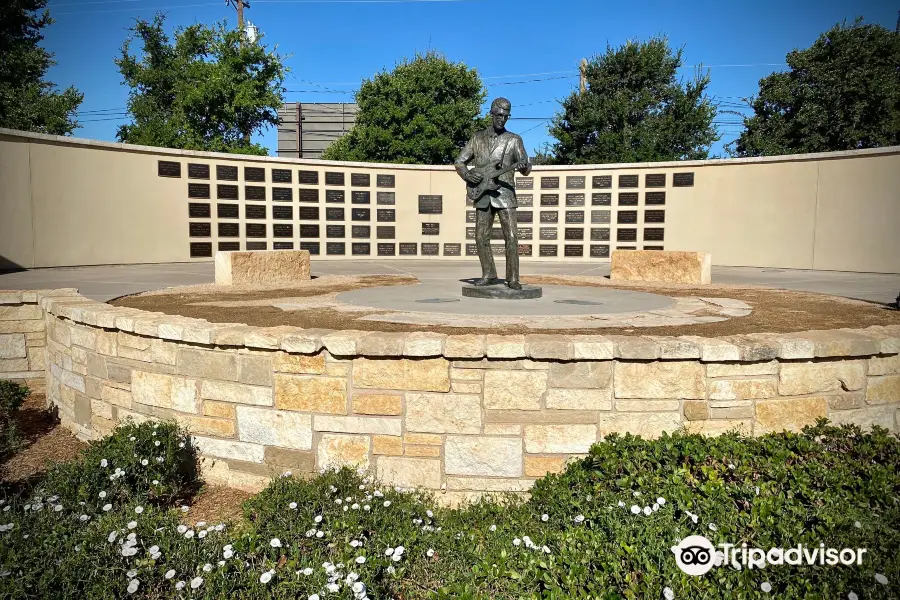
[[44, 0, 897, 158]]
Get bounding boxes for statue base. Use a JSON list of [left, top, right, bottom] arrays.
[[461, 283, 542, 300]]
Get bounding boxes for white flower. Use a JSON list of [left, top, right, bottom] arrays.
[[152, 480, 159, 485], [203, 563, 212, 572], [426, 549, 435, 557], [270, 538, 282, 548], [127, 569, 137, 578], [335, 499, 342, 505], [541, 514, 549, 522], [387, 566, 395, 574], [875, 573, 888, 585], [643, 506, 652, 516], [761, 582, 772, 593], [352, 503, 360, 510], [79, 514, 89, 522], [103, 504, 112, 512], [373, 490, 383, 497], [177, 525, 187, 533], [260, 571, 273, 584], [223, 549, 234, 559], [309, 595, 320, 600], [198, 530, 208, 539], [542, 546, 550, 554], [154, 441, 160, 447], [848, 593, 859, 600], [854, 521, 862, 529], [633, 491, 641, 497], [663, 586, 674, 600], [175, 581, 185, 590], [108, 531, 118, 543], [53, 505, 63, 513], [631, 505, 640, 515], [127, 579, 140, 594], [302, 567, 313, 576], [657, 497, 665, 505], [574, 515, 585, 524], [140, 459, 148, 466], [179, 442, 185, 448], [355, 556, 366, 564], [164, 569, 175, 580], [314, 515, 323, 523], [352, 581, 365, 593], [100, 459, 108, 468], [190, 576, 203, 589], [364, 505, 370, 511], [181, 505, 189, 513], [489, 524, 497, 532], [617, 501, 625, 508], [326, 583, 340, 593], [121, 547, 138, 557], [127, 521, 137, 529], [148, 545, 159, 554], [708, 523, 717, 531], [315, 531, 324, 538], [184, 530, 194, 539], [385, 547, 394, 556], [513, 538, 521, 546], [134, 506, 144, 514], [383, 501, 391, 507], [289, 502, 297, 509]]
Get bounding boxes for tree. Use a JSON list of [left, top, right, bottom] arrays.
[[321, 51, 486, 164], [546, 38, 718, 164], [0, 0, 83, 135], [116, 13, 286, 155], [733, 19, 900, 157]]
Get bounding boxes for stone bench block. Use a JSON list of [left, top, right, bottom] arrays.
[[610, 250, 712, 285], [214, 250, 310, 285]]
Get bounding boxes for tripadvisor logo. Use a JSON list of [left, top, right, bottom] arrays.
[[672, 536, 868, 576]]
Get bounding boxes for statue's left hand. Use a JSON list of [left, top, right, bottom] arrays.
[[519, 162, 532, 176]]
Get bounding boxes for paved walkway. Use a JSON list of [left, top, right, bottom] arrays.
[[0, 261, 898, 305]]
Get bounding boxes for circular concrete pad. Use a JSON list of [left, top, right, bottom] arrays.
[[462, 283, 542, 300]]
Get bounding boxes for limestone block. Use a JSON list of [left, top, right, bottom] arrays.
[[485, 409, 597, 425], [443, 335, 485, 358], [50, 363, 85, 393], [90, 399, 113, 421], [202, 460, 268, 493], [281, 329, 327, 354], [372, 435, 403, 456], [866, 375, 900, 405], [778, 361, 865, 396], [548, 361, 612, 389], [353, 357, 450, 392], [375, 456, 441, 489], [194, 436, 265, 463], [644, 336, 700, 359], [597, 412, 681, 440], [524, 424, 596, 453], [107, 363, 132, 385], [404, 433, 443, 445], [485, 335, 526, 358], [244, 328, 283, 350], [772, 334, 817, 360], [683, 400, 709, 420], [709, 379, 777, 400], [615, 361, 705, 399], [606, 336, 661, 360], [568, 335, 615, 360], [451, 381, 481, 394], [317, 433, 370, 469], [212, 326, 252, 346], [615, 399, 681, 412], [545, 388, 612, 410], [801, 330, 880, 358], [827, 394, 864, 411], [313, 415, 402, 436], [0, 320, 45, 334], [0, 358, 28, 372], [273, 352, 324, 375], [484, 423, 521, 435], [830, 404, 897, 432], [679, 337, 741, 362], [358, 332, 407, 356], [610, 250, 711, 285], [264, 447, 316, 472], [709, 405, 755, 419], [0, 304, 43, 321], [755, 397, 827, 434], [869, 355, 900, 376], [274, 374, 345, 413], [707, 361, 778, 378], [403, 332, 444, 357], [177, 348, 238, 381], [236, 405, 312, 450], [525, 335, 573, 360], [204, 400, 236, 419], [176, 414, 236, 438], [406, 393, 482, 433], [483, 370, 547, 410], [151, 340, 177, 366], [353, 393, 402, 415], [238, 353, 275, 386], [101, 385, 132, 408], [0, 334, 26, 359], [405, 444, 440, 457], [132, 371, 197, 413], [685, 420, 751, 436], [320, 330, 367, 356], [69, 326, 97, 350], [445, 436, 522, 477], [524, 455, 569, 477], [215, 250, 310, 285]]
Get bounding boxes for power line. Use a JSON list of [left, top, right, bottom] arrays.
[[53, 0, 466, 13]]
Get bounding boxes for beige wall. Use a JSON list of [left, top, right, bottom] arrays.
[[1, 129, 898, 273]]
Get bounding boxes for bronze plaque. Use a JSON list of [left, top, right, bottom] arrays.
[[217, 184, 238, 200], [376, 174, 395, 188], [566, 176, 585, 189], [300, 241, 320, 255], [246, 241, 268, 251], [299, 225, 319, 238], [565, 211, 585, 224], [590, 244, 610, 258], [540, 211, 558, 223], [539, 227, 557, 240], [645, 210, 665, 223], [377, 209, 395, 222], [618, 174, 638, 188], [673, 172, 694, 187], [217, 203, 238, 219], [216, 165, 238, 181], [644, 228, 665, 241], [592, 175, 612, 188], [617, 228, 637, 242], [616, 246, 636, 250], [326, 225, 345, 238], [617, 192, 638, 206], [376, 226, 395, 239], [190, 242, 211, 257], [326, 242, 345, 255], [273, 224, 293, 238], [272, 168, 292, 183], [272, 187, 292, 202], [516, 177, 533, 190], [643, 245, 664, 251], [422, 223, 440, 236], [646, 173, 666, 188], [566, 193, 585, 206], [517, 194, 533, 207], [565, 228, 584, 240], [418, 195, 443, 214], [188, 163, 209, 179], [352, 191, 370, 204], [299, 189, 319, 203], [377, 243, 395, 256], [189, 222, 211, 237], [591, 210, 611, 224], [466, 244, 478, 256], [246, 223, 266, 238], [617, 210, 637, 224], [299, 170, 318, 185], [518, 243, 532, 256], [517, 210, 533, 223], [540, 194, 559, 206], [422, 243, 439, 256], [299, 207, 319, 221], [274, 242, 294, 250], [466, 227, 476, 240], [490, 245, 505, 256], [564, 245, 583, 257], [539, 245, 557, 257], [273, 205, 292, 220], [645, 191, 666, 205], [399, 243, 417, 256], [245, 205, 266, 220], [326, 190, 345, 203], [590, 228, 610, 241], [540, 176, 559, 189], [326, 207, 344, 221], [351, 173, 370, 187], [518, 227, 533, 240], [218, 241, 240, 251], [377, 192, 395, 205], [245, 186, 266, 201], [443, 243, 461, 256], [352, 208, 370, 221], [218, 223, 239, 237], [188, 183, 210, 199], [188, 203, 210, 218], [490, 228, 504, 240], [244, 167, 265, 182], [352, 243, 371, 255], [158, 160, 181, 178], [592, 192, 611, 206], [352, 225, 370, 238], [466, 211, 476, 223], [325, 172, 344, 186]]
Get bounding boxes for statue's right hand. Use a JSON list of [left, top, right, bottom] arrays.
[[467, 171, 483, 184]]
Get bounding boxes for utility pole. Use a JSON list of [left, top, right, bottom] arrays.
[[226, 0, 250, 37], [579, 58, 588, 94]]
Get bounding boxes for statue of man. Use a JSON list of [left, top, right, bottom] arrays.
[[455, 97, 532, 290]]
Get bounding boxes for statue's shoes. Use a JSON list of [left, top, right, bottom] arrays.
[[506, 280, 523, 290], [473, 277, 500, 286]]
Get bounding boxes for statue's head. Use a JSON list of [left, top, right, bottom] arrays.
[[490, 97, 511, 132]]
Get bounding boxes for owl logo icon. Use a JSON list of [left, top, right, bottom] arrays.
[[672, 535, 717, 576]]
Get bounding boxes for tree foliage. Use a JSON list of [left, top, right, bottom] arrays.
[[733, 19, 900, 157], [321, 51, 487, 164], [0, 0, 83, 135], [546, 38, 718, 164], [115, 13, 287, 155]]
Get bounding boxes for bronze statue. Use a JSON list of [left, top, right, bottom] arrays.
[[455, 97, 531, 290]]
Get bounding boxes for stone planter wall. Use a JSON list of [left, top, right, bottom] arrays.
[[2, 289, 899, 504]]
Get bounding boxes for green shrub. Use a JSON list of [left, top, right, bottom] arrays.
[[0, 381, 29, 459]]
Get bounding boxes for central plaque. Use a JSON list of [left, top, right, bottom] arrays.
[[218, 241, 240, 251], [418, 195, 443, 214], [352, 243, 370, 255], [422, 223, 440, 236], [189, 222, 211, 237], [217, 184, 238, 200], [272, 188, 292, 202], [299, 225, 319, 238], [443, 243, 461, 256], [617, 210, 637, 224], [273, 224, 293, 238], [592, 192, 612, 206], [540, 176, 559, 189], [299, 207, 319, 221], [158, 161, 181, 178], [219, 223, 239, 237], [326, 207, 344, 221], [645, 210, 665, 223], [422, 243, 439, 255], [299, 170, 318, 185], [272, 168, 292, 183], [517, 194, 533, 207], [188, 183, 210, 199], [466, 227, 476, 240], [274, 242, 294, 250], [673, 172, 695, 187], [352, 191, 371, 204], [246, 223, 266, 238], [325, 172, 345, 186], [466, 244, 478, 256], [516, 177, 533, 190], [377, 226, 395, 239], [566, 193, 585, 206], [565, 228, 584, 240], [592, 175, 612, 188], [591, 228, 610, 241], [617, 228, 637, 242], [376, 174, 395, 188], [352, 208, 370, 221], [540, 211, 558, 223], [618, 192, 639, 206], [299, 189, 319, 203], [645, 173, 666, 188], [517, 210, 533, 223], [246, 241, 267, 251], [216, 165, 238, 181], [466, 211, 476, 223], [245, 205, 266, 220], [590, 245, 610, 258], [188, 163, 209, 179], [645, 191, 666, 205], [539, 228, 557, 240], [190, 242, 212, 257], [565, 211, 585, 223], [618, 174, 638, 188], [376, 192, 395, 205], [377, 209, 395, 222], [566, 176, 585, 189], [591, 210, 611, 224], [327, 242, 346, 255], [564, 245, 583, 257], [352, 225, 370, 238], [539, 245, 558, 257], [518, 227, 533, 240], [351, 173, 370, 187], [644, 228, 665, 241], [326, 225, 345, 238], [326, 190, 345, 203], [244, 167, 265, 182], [540, 194, 559, 206], [245, 186, 266, 201], [188, 203, 210, 218], [273, 206, 292, 220], [399, 243, 417, 255], [377, 243, 396, 256], [518, 243, 533, 256], [300, 242, 320, 255]]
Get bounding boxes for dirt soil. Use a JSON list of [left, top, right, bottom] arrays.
[[110, 274, 900, 336]]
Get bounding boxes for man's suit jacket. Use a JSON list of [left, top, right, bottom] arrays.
[[455, 128, 529, 209]]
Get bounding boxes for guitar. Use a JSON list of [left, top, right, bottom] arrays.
[[465, 160, 530, 202]]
